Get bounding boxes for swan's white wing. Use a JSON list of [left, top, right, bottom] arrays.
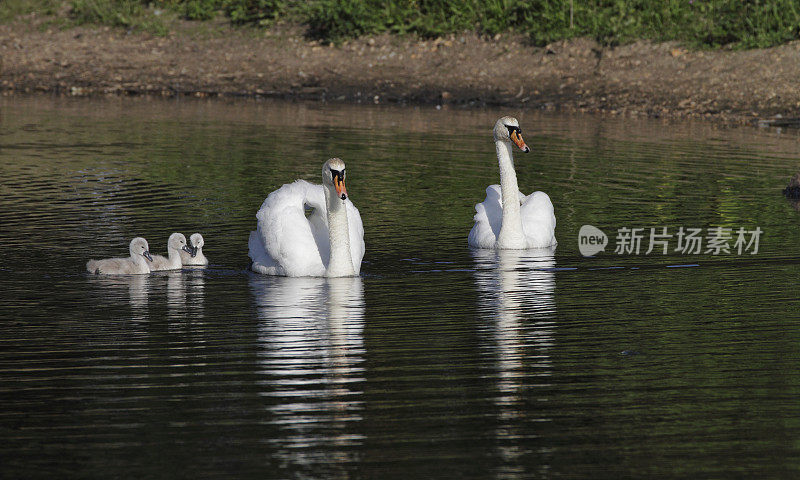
[[345, 200, 365, 274], [468, 185, 503, 248], [249, 230, 282, 275], [520, 191, 557, 248], [249, 180, 326, 277]]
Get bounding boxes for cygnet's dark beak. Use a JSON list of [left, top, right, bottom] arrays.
[[190, 246, 198, 258], [143, 251, 154, 262], [182, 245, 194, 256]]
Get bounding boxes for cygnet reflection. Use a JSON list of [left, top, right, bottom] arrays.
[[88, 274, 150, 319], [128, 274, 149, 314], [165, 270, 186, 319], [185, 268, 205, 316]]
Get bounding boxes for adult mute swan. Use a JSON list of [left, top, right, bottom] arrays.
[[179, 233, 209, 266], [248, 158, 365, 277], [86, 237, 154, 275], [468, 116, 557, 249], [149, 232, 192, 271]]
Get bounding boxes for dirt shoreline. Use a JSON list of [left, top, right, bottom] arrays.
[[3, 16, 800, 126]]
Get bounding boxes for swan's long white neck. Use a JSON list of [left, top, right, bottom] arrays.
[[496, 139, 525, 249], [325, 190, 355, 277]]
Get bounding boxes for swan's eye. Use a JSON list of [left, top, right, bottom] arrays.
[[505, 125, 521, 137], [330, 168, 344, 183]]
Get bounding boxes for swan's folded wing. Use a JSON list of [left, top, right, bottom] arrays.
[[468, 185, 503, 248], [248, 230, 281, 275], [345, 200, 365, 273], [520, 191, 557, 248], [253, 181, 326, 277]]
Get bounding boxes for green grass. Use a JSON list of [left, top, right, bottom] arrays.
[[3, 0, 800, 48], [68, 0, 179, 34], [0, 0, 61, 21], [298, 0, 800, 48]]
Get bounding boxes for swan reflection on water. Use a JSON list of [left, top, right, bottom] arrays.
[[472, 247, 556, 475], [249, 275, 365, 468]]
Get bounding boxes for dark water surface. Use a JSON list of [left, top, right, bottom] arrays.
[[3, 96, 800, 478]]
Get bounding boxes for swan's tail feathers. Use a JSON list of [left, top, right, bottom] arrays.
[[249, 261, 272, 275], [86, 260, 99, 274]]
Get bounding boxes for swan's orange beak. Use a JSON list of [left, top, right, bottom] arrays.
[[334, 176, 348, 200], [510, 130, 530, 153]]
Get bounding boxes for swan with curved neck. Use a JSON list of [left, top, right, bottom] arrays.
[[248, 158, 365, 277], [323, 159, 356, 277], [468, 116, 556, 250]]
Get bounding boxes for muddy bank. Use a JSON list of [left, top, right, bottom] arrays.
[[2, 16, 800, 125]]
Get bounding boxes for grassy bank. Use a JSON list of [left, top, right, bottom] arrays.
[[5, 0, 800, 49]]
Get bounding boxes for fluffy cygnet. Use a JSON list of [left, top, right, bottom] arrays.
[[179, 232, 209, 267], [149, 232, 192, 271], [86, 237, 153, 275]]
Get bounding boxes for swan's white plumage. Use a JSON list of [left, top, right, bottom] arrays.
[[469, 185, 504, 249], [249, 179, 365, 277], [469, 186, 556, 249], [468, 116, 557, 250], [520, 190, 557, 248]]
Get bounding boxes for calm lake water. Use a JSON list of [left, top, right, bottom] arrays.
[[3, 96, 800, 478]]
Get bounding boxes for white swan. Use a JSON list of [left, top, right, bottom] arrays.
[[86, 237, 154, 275], [248, 158, 365, 277], [468, 116, 557, 249], [179, 233, 209, 266], [149, 232, 192, 271]]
